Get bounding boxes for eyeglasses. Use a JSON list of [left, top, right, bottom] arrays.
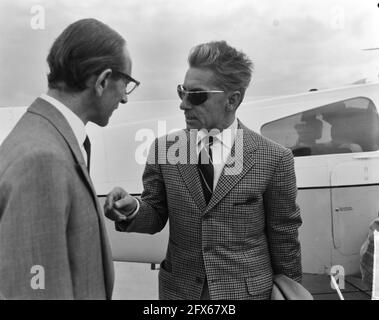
[[177, 84, 224, 106], [113, 70, 141, 95]]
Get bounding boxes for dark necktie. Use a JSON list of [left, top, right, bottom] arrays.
[[198, 136, 214, 204], [83, 135, 91, 174]]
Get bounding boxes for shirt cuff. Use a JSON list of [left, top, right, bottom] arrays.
[[127, 197, 140, 219]]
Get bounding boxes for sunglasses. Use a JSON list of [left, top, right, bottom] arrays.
[[113, 70, 141, 95], [177, 84, 224, 106]]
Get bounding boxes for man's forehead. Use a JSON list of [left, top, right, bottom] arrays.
[[184, 67, 215, 88], [123, 46, 132, 73]]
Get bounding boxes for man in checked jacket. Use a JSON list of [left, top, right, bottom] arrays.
[[105, 41, 302, 300]]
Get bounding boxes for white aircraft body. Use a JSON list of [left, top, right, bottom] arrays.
[[1, 82, 378, 276]]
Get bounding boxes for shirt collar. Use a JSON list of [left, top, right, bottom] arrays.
[[40, 93, 87, 146], [196, 118, 238, 149]]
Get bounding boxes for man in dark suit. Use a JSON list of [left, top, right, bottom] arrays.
[[105, 41, 302, 299], [0, 18, 140, 299]]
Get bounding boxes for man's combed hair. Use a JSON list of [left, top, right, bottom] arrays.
[[47, 18, 126, 92], [188, 41, 253, 104]]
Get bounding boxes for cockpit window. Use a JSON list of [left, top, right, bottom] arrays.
[[260, 97, 379, 157]]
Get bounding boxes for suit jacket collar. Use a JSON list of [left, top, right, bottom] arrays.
[[27, 98, 114, 299], [28, 98, 87, 167], [39, 93, 87, 149]]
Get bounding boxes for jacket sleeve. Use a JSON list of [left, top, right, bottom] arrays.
[[0, 151, 74, 299], [116, 138, 168, 234], [264, 148, 302, 282]]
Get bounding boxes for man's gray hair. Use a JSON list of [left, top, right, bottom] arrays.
[[188, 41, 253, 104]]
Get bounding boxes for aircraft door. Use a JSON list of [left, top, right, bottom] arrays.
[[330, 154, 379, 273]]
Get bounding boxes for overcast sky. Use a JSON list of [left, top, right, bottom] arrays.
[[0, 0, 378, 106]]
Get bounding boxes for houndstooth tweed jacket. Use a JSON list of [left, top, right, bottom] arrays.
[[117, 120, 302, 300]]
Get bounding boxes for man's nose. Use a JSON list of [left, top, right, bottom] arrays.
[[179, 99, 191, 110], [120, 93, 128, 104]]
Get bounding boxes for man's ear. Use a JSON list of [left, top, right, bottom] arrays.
[[226, 91, 242, 111], [94, 69, 113, 97]]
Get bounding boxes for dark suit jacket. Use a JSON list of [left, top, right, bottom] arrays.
[[0, 98, 114, 299], [117, 120, 302, 299]]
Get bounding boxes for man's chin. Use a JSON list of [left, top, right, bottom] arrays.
[[99, 109, 117, 127], [185, 119, 200, 130], [92, 117, 110, 127]]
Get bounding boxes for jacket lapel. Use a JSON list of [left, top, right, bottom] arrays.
[[204, 120, 258, 215], [176, 130, 207, 211], [28, 98, 114, 299], [177, 164, 207, 211]]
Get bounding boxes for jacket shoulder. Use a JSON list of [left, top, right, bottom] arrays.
[[0, 112, 72, 171]]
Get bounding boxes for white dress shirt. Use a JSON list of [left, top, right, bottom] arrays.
[[40, 93, 88, 166], [197, 118, 238, 190]]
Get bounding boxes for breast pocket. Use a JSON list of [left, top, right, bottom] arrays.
[[233, 196, 259, 207]]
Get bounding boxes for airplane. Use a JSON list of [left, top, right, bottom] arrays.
[[1, 81, 378, 279]]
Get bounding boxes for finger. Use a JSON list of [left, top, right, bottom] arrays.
[[104, 205, 114, 219], [115, 186, 128, 198], [106, 207, 127, 222], [104, 198, 112, 213], [104, 201, 124, 219], [105, 187, 127, 209], [114, 196, 136, 210], [105, 192, 116, 210], [113, 208, 127, 222]]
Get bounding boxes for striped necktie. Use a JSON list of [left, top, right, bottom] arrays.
[[198, 136, 214, 204]]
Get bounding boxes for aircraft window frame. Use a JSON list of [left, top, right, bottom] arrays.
[[260, 96, 379, 157]]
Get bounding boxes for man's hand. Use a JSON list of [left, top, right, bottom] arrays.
[[104, 187, 138, 222]]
